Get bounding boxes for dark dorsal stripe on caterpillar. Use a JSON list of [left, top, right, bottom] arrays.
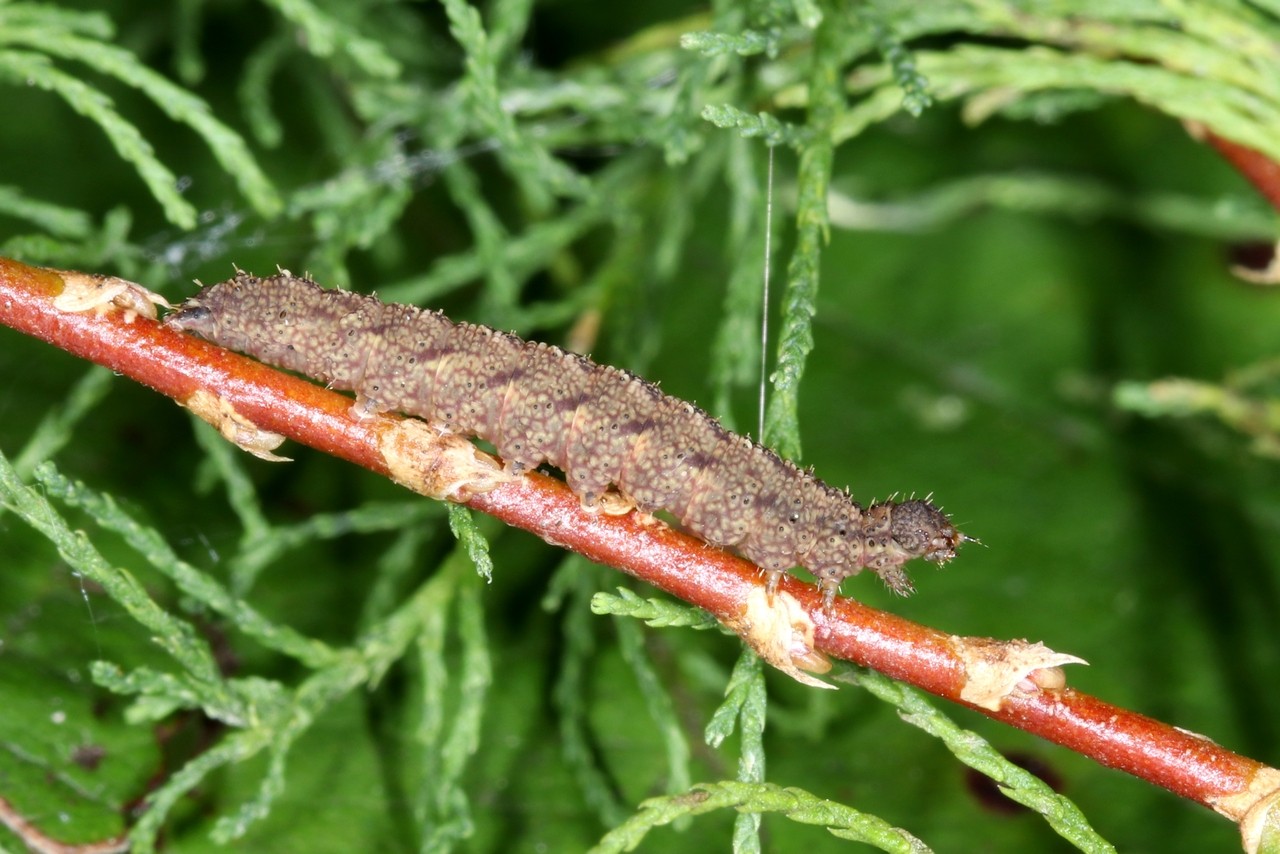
[[165, 271, 968, 604]]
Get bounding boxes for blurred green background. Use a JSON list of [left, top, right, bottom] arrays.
[[2, 0, 1280, 851]]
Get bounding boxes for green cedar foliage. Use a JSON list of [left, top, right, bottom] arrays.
[[2, 0, 1280, 850]]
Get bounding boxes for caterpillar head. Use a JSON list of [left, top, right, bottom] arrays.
[[165, 274, 261, 354], [166, 295, 225, 340], [889, 499, 967, 564], [165, 272, 363, 383]]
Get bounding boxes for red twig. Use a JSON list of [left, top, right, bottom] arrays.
[[1207, 132, 1280, 212], [2, 257, 1278, 845]]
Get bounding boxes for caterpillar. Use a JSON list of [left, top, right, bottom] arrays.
[[165, 271, 968, 604]]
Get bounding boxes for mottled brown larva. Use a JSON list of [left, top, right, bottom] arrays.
[[165, 271, 968, 604]]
